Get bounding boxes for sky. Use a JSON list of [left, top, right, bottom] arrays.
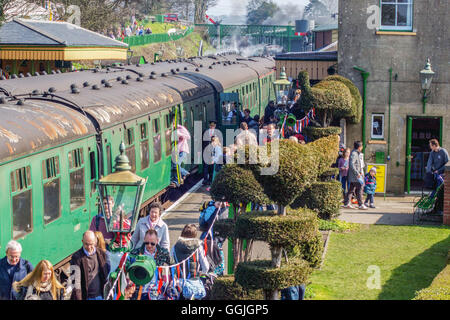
[[207, 0, 310, 17]]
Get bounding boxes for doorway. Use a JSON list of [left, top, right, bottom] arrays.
[[406, 116, 442, 193]]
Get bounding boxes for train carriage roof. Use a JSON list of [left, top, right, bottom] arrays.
[[0, 99, 96, 164]]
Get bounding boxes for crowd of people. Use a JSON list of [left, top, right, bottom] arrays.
[[0, 199, 226, 300], [103, 19, 153, 41]]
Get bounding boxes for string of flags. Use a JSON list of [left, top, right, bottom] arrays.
[[281, 108, 316, 138]]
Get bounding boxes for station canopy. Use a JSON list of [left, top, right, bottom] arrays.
[[0, 18, 128, 61]]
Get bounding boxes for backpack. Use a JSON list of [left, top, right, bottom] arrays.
[[199, 204, 218, 232]]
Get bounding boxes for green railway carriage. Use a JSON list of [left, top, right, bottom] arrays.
[[0, 53, 275, 266]]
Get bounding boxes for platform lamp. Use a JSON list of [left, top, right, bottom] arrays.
[[96, 142, 147, 248], [273, 66, 292, 105], [419, 58, 435, 114]]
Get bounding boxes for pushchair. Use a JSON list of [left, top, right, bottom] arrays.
[[413, 173, 444, 224]]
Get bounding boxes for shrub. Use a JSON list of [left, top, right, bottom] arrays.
[[286, 231, 324, 269], [325, 75, 363, 124], [235, 257, 313, 291], [292, 181, 342, 219], [260, 140, 318, 209], [210, 164, 269, 207], [213, 218, 236, 239], [210, 276, 264, 300], [320, 168, 340, 181], [235, 209, 319, 248], [308, 134, 340, 176], [413, 264, 450, 300], [318, 219, 360, 232], [304, 126, 342, 141]]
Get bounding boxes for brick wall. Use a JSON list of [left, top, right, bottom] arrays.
[[444, 166, 450, 226]]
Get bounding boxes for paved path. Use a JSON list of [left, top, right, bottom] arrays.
[[338, 195, 423, 225]]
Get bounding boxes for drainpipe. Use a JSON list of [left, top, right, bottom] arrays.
[[353, 66, 370, 154], [388, 68, 392, 161]]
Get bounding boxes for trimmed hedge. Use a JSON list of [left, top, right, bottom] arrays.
[[325, 75, 363, 124], [214, 218, 236, 239], [308, 134, 340, 176], [413, 264, 450, 300], [260, 140, 318, 207], [210, 164, 269, 206], [235, 209, 319, 248], [235, 257, 312, 291], [292, 181, 342, 219], [304, 126, 342, 141], [286, 231, 324, 269], [210, 276, 264, 300], [320, 168, 340, 181]]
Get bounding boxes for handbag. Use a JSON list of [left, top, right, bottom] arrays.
[[182, 278, 206, 300]]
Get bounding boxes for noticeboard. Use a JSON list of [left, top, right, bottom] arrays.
[[366, 163, 387, 194]]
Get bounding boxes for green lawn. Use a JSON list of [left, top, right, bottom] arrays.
[[308, 224, 450, 300]]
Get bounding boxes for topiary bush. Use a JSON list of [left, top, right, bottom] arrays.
[[213, 218, 236, 239], [319, 168, 340, 181], [260, 140, 318, 214], [291, 181, 342, 220], [325, 75, 362, 124], [210, 276, 264, 300], [210, 164, 269, 209], [235, 257, 312, 292], [234, 209, 319, 248], [307, 134, 340, 176], [304, 126, 342, 141], [285, 231, 324, 269]]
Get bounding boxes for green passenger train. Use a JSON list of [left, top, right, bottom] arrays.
[[0, 53, 275, 267]]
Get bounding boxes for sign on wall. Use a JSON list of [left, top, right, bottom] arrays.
[[366, 163, 387, 194]]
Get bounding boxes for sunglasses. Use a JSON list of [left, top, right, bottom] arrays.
[[144, 242, 156, 246]]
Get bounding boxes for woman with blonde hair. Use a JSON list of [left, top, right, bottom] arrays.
[[94, 231, 106, 251], [13, 260, 65, 300]]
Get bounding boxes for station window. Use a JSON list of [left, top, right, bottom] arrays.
[[165, 114, 172, 157], [380, 0, 413, 31], [153, 118, 162, 163], [10, 166, 32, 239], [42, 156, 61, 225], [68, 148, 85, 211], [140, 123, 150, 170]]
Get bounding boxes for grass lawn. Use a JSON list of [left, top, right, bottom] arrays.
[[308, 224, 450, 300]]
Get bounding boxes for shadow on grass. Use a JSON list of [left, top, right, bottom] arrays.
[[378, 232, 450, 300]]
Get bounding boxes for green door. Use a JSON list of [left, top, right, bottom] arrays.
[[405, 116, 413, 194]]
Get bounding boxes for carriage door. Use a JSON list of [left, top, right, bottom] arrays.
[[219, 92, 240, 134]]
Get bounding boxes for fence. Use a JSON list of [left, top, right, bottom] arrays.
[[123, 26, 194, 47]]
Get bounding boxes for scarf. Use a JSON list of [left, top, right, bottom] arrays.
[[24, 281, 52, 300]]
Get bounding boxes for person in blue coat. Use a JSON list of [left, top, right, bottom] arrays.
[[364, 167, 377, 208], [0, 240, 33, 300]]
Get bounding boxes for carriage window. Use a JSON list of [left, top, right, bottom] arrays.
[[125, 128, 134, 146], [68, 148, 85, 211], [11, 166, 32, 239], [106, 144, 112, 175], [202, 104, 207, 123], [140, 123, 150, 170], [153, 118, 162, 163], [140, 140, 150, 170], [165, 114, 173, 157], [42, 156, 61, 225], [126, 146, 136, 173]]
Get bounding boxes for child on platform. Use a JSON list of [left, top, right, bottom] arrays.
[[364, 167, 377, 208]]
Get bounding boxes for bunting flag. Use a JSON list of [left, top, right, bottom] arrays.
[[192, 253, 197, 278]]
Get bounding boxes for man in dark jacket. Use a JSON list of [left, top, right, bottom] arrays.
[[0, 240, 33, 300], [70, 231, 109, 300], [426, 139, 449, 198], [263, 101, 276, 124]]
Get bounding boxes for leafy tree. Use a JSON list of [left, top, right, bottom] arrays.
[[246, 0, 279, 25]]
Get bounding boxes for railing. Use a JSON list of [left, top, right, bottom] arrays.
[[195, 24, 297, 38], [123, 26, 195, 47]]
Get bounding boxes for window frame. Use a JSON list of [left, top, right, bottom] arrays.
[[139, 122, 150, 170], [152, 117, 162, 163], [371, 113, 385, 140], [379, 0, 413, 31], [10, 165, 33, 239], [68, 148, 86, 211], [42, 156, 61, 225]]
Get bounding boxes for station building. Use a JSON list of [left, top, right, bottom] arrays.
[[338, 0, 449, 194], [0, 18, 128, 77]]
